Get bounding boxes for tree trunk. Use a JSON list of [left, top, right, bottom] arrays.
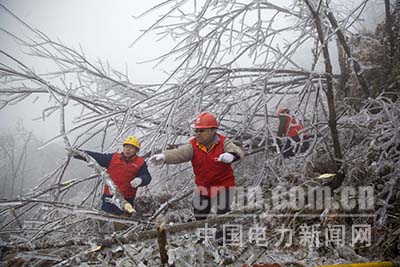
[[336, 38, 348, 97], [384, 0, 394, 67], [326, 11, 370, 97], [304, 0, 344, 188]]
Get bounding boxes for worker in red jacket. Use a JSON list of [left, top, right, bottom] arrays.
[[149, 112, 244, 221], [72, 135, 152, 216], [277, 108, 309, 158]]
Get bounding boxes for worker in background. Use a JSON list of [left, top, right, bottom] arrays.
[[149, 112, 244, 221], [277, 107, 310, 158], [71, 135, 152, 216]]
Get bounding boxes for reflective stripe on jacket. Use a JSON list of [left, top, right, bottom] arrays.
[[104, 153, 145, 198], [190, 134, 235, 196]]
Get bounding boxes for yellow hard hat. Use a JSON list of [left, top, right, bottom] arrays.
[[123, 135, 140, 149]]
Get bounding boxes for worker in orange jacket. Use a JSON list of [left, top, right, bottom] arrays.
[[150, 112, 244, 221], [72, 135, 152, 216], [277, 108, 310, 158]]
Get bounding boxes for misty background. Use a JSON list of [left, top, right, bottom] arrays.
[[0, 0, 392, 197], [0, 0, 387, 139], [1, 0, 400, 265]]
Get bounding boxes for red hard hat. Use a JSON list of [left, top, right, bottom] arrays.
[[277, 107, 289, 117], [194, 112, 218, 128]]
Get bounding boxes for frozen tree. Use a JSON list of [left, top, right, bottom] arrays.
[[129, 0, 376, 184], [1, 0, 399, 266], [0, 125, 32, 198], [0, 1, 377, 181]]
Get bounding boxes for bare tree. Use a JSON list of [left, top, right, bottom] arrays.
[[0, 126, 32, 198], [2, 1, 398, 266], [131, 0, 373, 184]]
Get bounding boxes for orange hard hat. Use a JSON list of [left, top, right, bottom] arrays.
[[277, 107, 289, 117], [194, 112, 218, 128]]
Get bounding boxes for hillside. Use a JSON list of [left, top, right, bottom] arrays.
[[1, 1, 400, 266]]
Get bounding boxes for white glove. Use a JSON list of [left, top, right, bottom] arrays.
[[217, 152, 235, 163], [149, 153, 166, 165], [130, 177, 143, 188]]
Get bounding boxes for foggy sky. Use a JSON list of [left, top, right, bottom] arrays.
[[0, 0, 388, 141], [0, 0, 173, 140]]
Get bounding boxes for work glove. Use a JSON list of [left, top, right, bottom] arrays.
[[217, 152, 235, 163], [130, 177, 143, 188], [149, 153, 166, 165]]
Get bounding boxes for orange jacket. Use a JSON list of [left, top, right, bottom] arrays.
[[104, 153, 145, 198], [278, 114, 304, 138], [190, 134, 235, 196]]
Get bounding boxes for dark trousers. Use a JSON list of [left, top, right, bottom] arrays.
[[280, 135, 310, 158], [192, 188, 233, 221]]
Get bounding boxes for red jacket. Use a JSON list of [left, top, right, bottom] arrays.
[[190, 134, 235, 197], [104, 153, 145, 198], [279, 114, 304, 138]]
